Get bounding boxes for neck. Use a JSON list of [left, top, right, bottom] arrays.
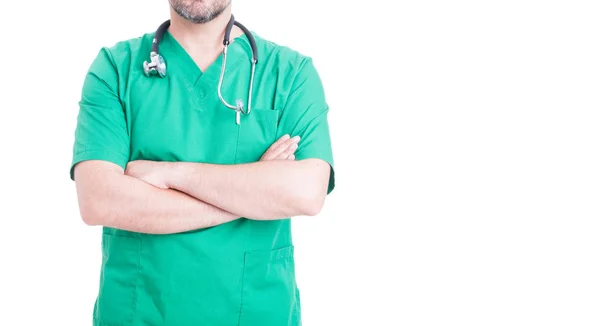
[[168, 5, 242, 52]]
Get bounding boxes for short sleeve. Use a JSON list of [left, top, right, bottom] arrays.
[[70, 48, 130, 180], [277, 58, 335, 194]]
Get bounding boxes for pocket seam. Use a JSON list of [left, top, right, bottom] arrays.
[[247, 108, 279, 121], [237, 245, 296, 326], [237, 253, 248, 326], [244, 245, 294, 263]]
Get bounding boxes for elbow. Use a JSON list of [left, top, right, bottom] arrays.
[[297, 189, 326, 217], [293, 159, 330, 217], [291, 176, 329, 217], [80, 208, 100, 226], [302, 199, 324, 217], [277, 160, 331, 218], [79, 202, 106, 226]]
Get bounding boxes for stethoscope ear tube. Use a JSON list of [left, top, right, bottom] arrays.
[[233, 20, 258, 64], [143, 20, 171, 78], [223, 15, 236, 46], [153, 20, 172, 54]]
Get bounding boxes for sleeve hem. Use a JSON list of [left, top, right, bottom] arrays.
[[70, 149, 129, 181]]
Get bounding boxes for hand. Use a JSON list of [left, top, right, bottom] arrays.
[[260, 134, 300, 161], [125, 160, 171, 189]]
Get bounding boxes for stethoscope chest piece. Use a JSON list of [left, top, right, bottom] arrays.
[[143, 52, 167, 77]]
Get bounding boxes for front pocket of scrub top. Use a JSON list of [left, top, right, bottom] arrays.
[[235, 108, 279, 164], [238, 246, 300, 326], [94, 234, 141, 326]]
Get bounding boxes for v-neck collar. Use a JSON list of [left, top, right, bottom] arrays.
[[160, 29, 251, 89]]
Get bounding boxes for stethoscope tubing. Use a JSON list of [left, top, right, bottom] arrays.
[[145, 15, 258, 119]]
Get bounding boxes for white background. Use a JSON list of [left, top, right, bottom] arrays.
[[1, 0, 599, 325]]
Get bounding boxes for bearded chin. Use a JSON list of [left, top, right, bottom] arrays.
[[171, 0, 231, 24]]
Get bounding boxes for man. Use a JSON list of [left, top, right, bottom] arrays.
[[70, 0, 334, 325]]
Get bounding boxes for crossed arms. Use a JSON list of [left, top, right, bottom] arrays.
[[74, 135, 331, 234]]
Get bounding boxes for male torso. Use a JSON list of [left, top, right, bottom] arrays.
[[83, 29, 320, 325]]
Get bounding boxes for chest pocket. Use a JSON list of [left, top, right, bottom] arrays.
[[235, 108, 279, 164]]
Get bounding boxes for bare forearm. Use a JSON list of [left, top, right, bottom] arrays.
[[75, 162, 238, 234], [165, 159, 330, 220]]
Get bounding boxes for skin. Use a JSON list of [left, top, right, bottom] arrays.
[[75, 161, 238, 234], [74, 1, 331, 234], [167, 0, 243, 71], [169, 0, 232, 24], [76, 135, 329, 233], [126, 138, 331, 220]]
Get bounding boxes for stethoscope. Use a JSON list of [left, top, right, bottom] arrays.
[[143, 15, 258, 125]]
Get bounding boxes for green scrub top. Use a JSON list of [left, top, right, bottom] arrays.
[[70, 29, 335, 326]]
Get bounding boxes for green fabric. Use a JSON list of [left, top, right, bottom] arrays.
[[70, 29, 334, 326]]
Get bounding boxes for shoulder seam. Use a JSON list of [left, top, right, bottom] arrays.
[[98, 47, 124, 108]]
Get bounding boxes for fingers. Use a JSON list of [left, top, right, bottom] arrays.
[[262, 134, 291, 160], [278, 141, 298, 160], [271, 134, 291, 149], [261, 134, 300, 161], [287, 154, 295, 160]]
